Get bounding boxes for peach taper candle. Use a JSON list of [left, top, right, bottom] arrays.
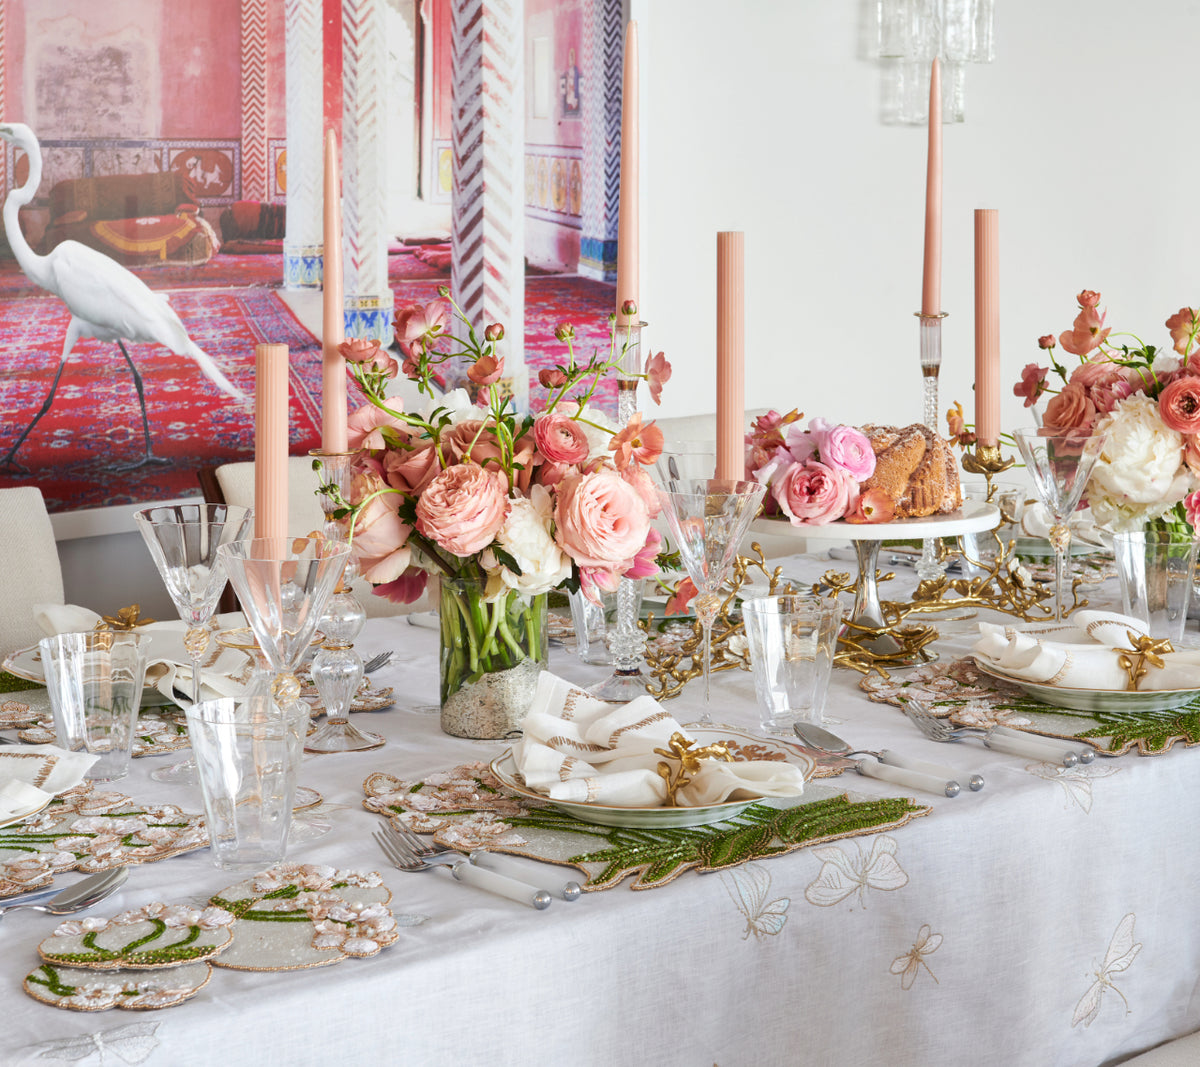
[[974, 209, 1001, 447], [254, 343, 289, 544], [921, 58, 942, 318], [716, 231, 746, 482]]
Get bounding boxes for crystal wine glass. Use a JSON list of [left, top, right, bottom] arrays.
[[1013, 427, 1108, 620], [656, 479, 767, 716], [134, 502, 253, 785]]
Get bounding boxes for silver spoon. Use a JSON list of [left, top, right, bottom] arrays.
[[792, 722, 979, 798], [0, 866, 128, 919]]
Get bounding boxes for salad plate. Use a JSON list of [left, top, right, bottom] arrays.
[[490, 727, 814, 829], [975, 659, 1200, 714]]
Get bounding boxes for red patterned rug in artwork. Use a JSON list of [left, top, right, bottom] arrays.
[[0, 289, 322, 512]]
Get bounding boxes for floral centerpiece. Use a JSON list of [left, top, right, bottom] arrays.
[[743, 411, 895, 525], [1013, 290, 1200, 534], [335, 288, 671, 738]]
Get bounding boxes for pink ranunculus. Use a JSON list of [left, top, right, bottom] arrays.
[[773, 461, 857, 526], [348, 468, 412, 584], [1167, 307, 1200, 357], [394, 299, 451, 356], [844, 488, 896, 524], [539, 367, 568, 390], [1158, 376, 1200, 434], [1037, 335, 1057, 350], [1184, 434, 1200, 476], [1042, 381, 1098, 433], [1077, 290, 1102, 308], [415, 464, 510, 557], [808, 419, 875, 481], [554, 468, 650, 573], [1059, 305, 1111, 356], [1014, 363, 1049, 407], [467, 352, 504, 386], [624, 527, 662, 581], [645, 351, 672, 405], [1186, 490, 1200, 532], [347, 403, 409, 451], [533, 412, 590, 465], [382, 440, 440, 496], [371, 570, 428, 605]]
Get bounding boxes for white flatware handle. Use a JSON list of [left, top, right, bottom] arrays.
[[854, 759, 960, 798], [470, 851, 582, 902], [983, 731, 1074, 766], [878, 750, 984, 792], [450, 860, 552, 909], [991, 725, 1092, 764]]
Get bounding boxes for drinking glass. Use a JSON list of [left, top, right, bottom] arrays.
[[135, 503, 253, 785], [185, 696, 307, 870], [1112, 528, 1199, 642], [40, 632, 148, 782], [657, 479, 767, 714], [1013, 428, 1108, 620], [742, 595, 840, 735]]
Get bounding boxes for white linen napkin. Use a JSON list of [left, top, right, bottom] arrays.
[[32, 605, 254, 707], [512, 672, 806, 808], [974, 610, 1200, 691], [0, 743, 97, 822], [1020, 504, 1110, 548]]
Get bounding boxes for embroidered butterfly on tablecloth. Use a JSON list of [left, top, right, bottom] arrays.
[[720, 863, 789, 940], [804, 834, 909, 909]]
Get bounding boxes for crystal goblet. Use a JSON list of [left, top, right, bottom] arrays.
[[1013, 427, 1108, 620], [656, 479, 767, 717], [134, 502, 253, 785]]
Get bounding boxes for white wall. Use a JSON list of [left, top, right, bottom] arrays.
[[632, 0, 1198, 443]]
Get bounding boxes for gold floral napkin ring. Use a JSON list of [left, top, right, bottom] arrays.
[[653, 731, 734, 807], [95, 605, 156, 631], [1116, 632, 1174, 692]]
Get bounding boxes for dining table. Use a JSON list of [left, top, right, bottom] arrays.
[[3, 549, 1199, 1067]]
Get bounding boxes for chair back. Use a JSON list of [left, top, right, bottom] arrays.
[[0, 487, 65, 658]]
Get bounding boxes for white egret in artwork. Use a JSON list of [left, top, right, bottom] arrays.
[[0, 122, 244, 470]]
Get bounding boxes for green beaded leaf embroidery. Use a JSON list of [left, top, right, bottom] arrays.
[[500, 795, 928, 890]]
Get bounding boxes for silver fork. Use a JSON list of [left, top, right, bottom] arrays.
[[901, 698, 1092, 767], [390, 822, 580, 902], [362, 650, 394, 673], [373, 828, 551, 910]]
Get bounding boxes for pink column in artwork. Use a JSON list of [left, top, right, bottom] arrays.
[[716, 232, 746, 482], [254, 343, 290, 544]]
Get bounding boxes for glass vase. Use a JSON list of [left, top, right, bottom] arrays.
[[439, 577, 549, 739], [1112, 526, 1199, 643]]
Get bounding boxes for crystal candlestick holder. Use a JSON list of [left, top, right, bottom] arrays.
[[305, 449, 384, 753], [590, 320, 652, 702], [916, 311, 948, 582]]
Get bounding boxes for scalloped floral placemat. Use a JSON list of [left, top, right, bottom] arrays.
[[1, 694, 191, 758], [363, 762, 930, 891], [0, 782, 208, 898], [860, 656, 1200, 757]]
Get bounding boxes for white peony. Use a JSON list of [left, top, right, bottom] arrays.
[[576, 405, 620, 462], [1088, 394, 1195, 531], [483, 485, 572, 596]]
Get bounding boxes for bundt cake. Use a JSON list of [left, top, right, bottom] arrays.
[[860, 423, 963, 518]]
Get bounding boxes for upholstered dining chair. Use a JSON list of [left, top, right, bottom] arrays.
[[203, 457, 424, 617], [0, 486, 65, 658]]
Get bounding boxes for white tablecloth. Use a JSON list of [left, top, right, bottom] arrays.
[[4, 554, 1200, 1067]]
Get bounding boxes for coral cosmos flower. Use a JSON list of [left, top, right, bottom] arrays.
[[608, 413, 664, 470], [844, 488, 896, 524], [645, 351, 672, 405], [394, 299, 451, 355], [1014, 363, 1049, 407]]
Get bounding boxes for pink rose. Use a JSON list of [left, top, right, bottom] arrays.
[[347, 403, 408, 451], [415, 464, 509, 557], [773, 461, 857, 526], [1159, 376, 1200, 434], [808, 419, 875, 481], [533, 413, 590, 465], [382, 441, 439, 496], [620, 464, 661, 519], [554, 468, 650, 572], [1042, 381, 1097, 433], [349, 468, 412, 583]]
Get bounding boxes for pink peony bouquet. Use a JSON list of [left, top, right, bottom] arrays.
[[1016, 290, 1200, 533], [336, 288, 671, 604], [744, 411, 895, 525]]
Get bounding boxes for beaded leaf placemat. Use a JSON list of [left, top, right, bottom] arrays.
[[0, 782, 208, 897], [363, 763, 929, 891], [860, 656, 1200, 756]]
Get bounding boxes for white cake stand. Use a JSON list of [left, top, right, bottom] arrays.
[[751, 500, 1000, 659]]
